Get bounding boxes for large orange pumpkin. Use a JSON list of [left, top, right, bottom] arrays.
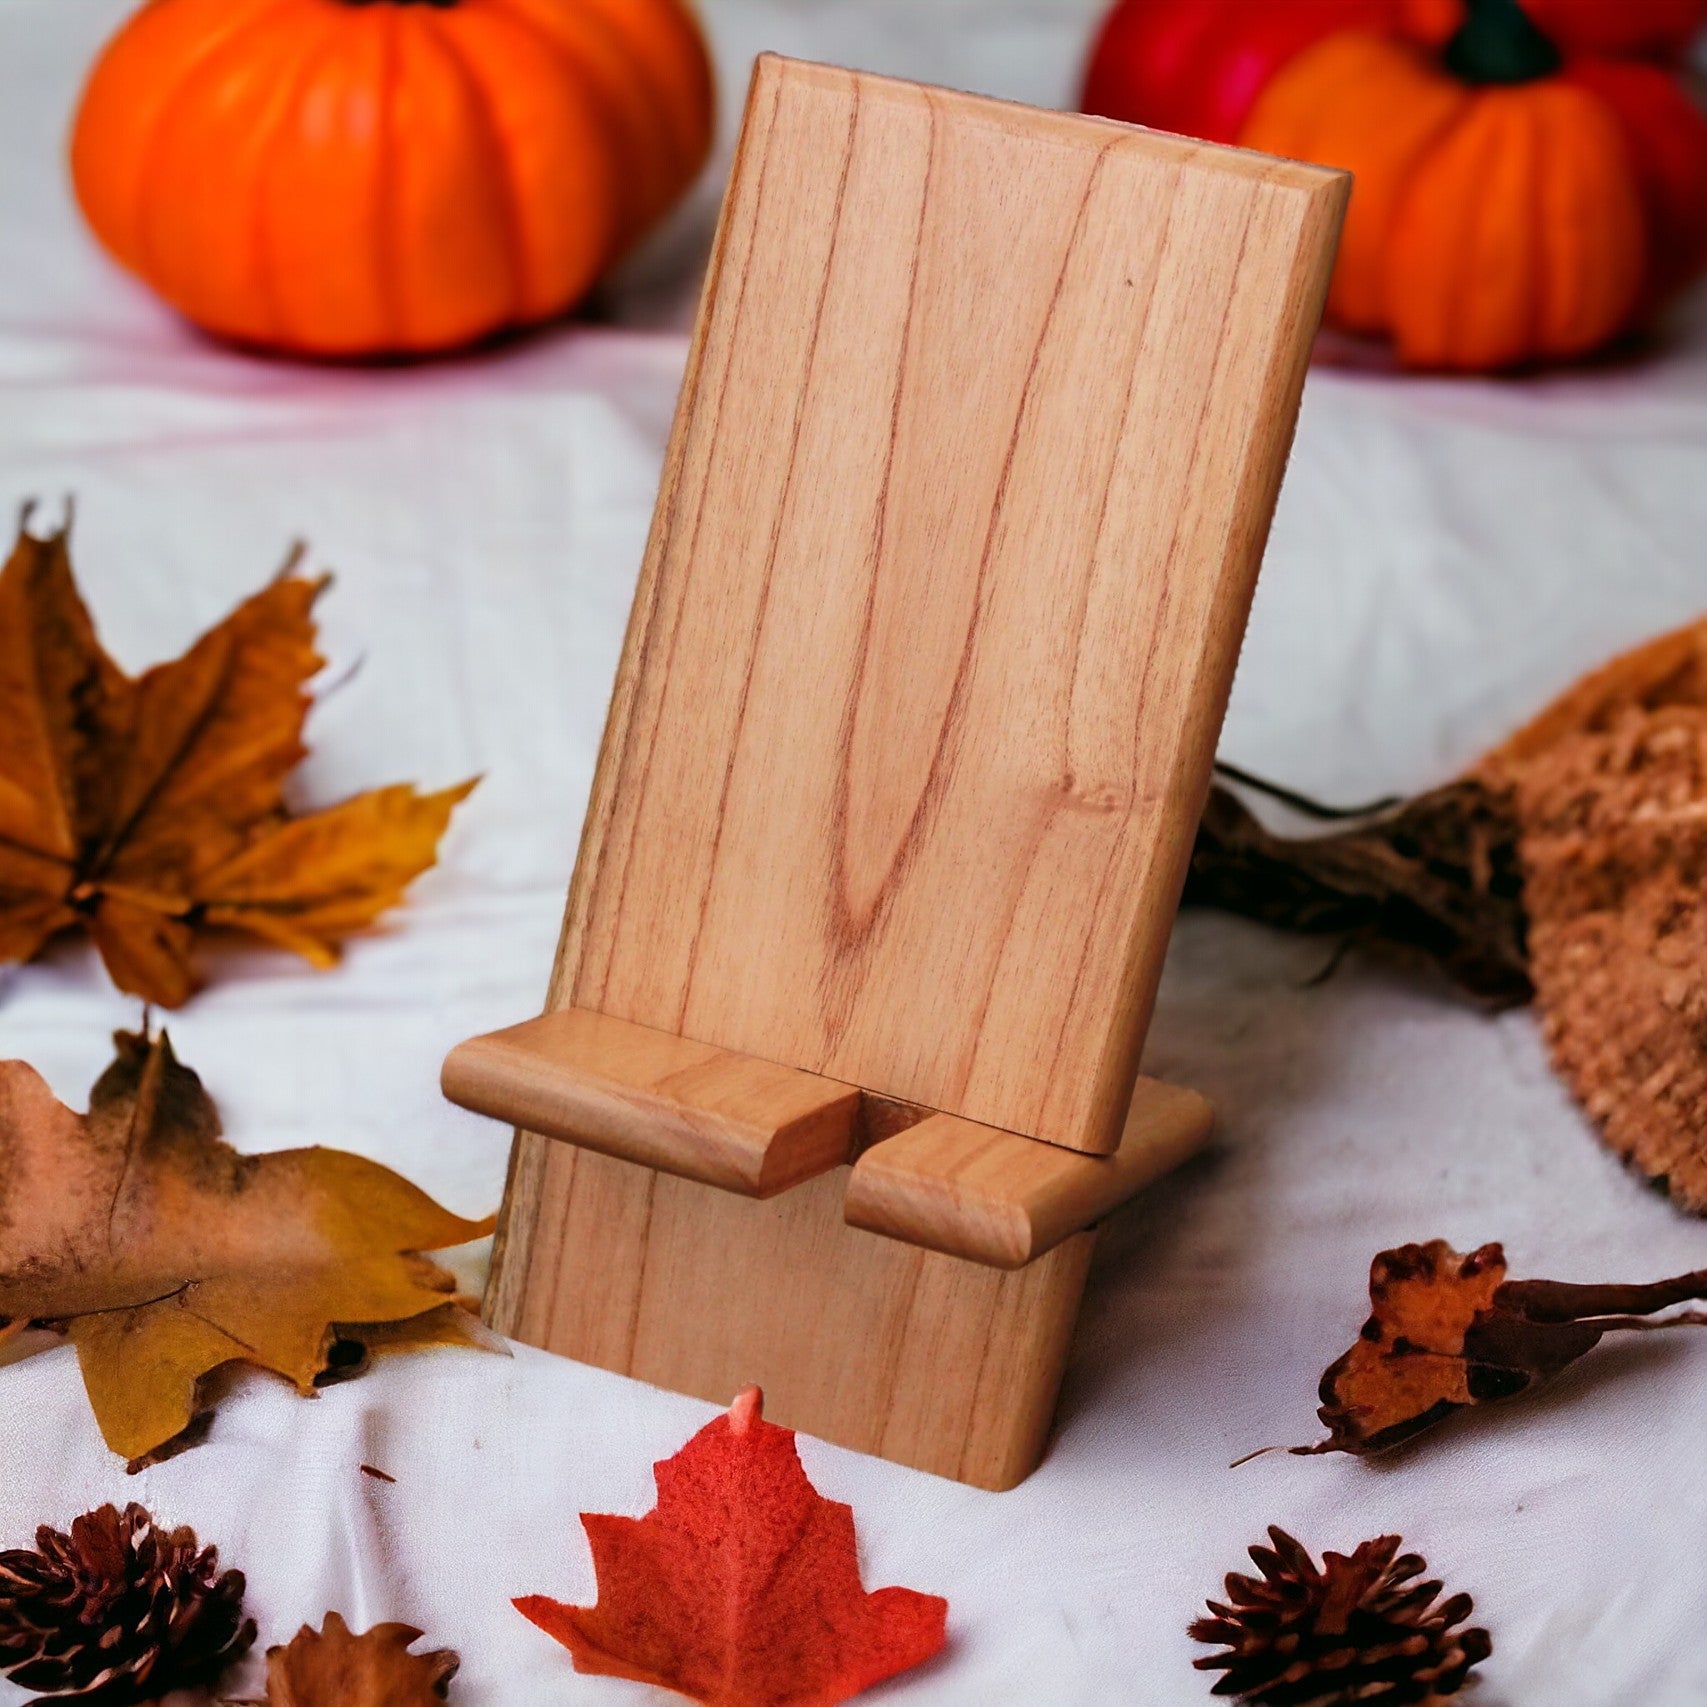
[[70, 0, 715, 357]]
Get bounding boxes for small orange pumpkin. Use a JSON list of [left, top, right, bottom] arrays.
[[1240, 0, 1700, 370], [70, 0, 715, 357]]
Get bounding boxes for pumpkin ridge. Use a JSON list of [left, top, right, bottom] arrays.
[[71, 0, 296, 272], [1522, 89, 1549, 361], [1388, 99, 1480, 348], [500, 0, 699, 199], [1535, 87, 1643, 354], [126, 0, 307, 287], [247, 11, 367, 349], [142, 3, 349, 341], [1503, 91, 1545, 364], [375, 9, 406, 348], [417, 13, 529, 326], [1430, 93, 1500, 365], [1447, 96, 1529, 363], [478, 0, 674, 247], [582, 0, 713, 185]]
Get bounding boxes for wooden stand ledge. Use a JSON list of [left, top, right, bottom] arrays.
[[445, 1007, 1213, 1262]]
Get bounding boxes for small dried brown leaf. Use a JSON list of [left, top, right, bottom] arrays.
[[1300, 1239, 1707, 1455], [231, 1613, 458, 1706]]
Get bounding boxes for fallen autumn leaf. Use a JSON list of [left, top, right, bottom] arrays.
[[515, 1387, 948, 1707], [1298, 1239, 1707, 1456], [226, 1612, 458, 1706], [0, 514, 475, 1006], [0, 1028, 496, 1466]]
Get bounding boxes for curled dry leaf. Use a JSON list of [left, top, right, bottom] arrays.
[[1189, 613, 1707, 1209], [228, 1612, 458, 1706], [1190, 1526, 1489, 1706], [0, 1028, 496, 1466], [0, 516, 475, 1007], [1298, 1239, 1707, 1456], [515, 1387, 948, 1707]]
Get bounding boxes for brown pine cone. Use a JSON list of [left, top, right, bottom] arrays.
[[1190, 1527, 1490, 1705], [0, 1503, 255, 1703]]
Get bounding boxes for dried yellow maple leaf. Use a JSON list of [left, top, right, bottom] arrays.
[[0, 1028, 496, 1466], [0, 516, 474, 1006]]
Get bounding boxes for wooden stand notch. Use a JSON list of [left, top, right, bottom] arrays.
[[445, 57, 1347, 1490]]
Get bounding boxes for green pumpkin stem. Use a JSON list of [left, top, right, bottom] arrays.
[[1444, 0, 1563, 84]]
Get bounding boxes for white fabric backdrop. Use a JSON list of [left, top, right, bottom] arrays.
[[3, 3, 1707, 1703]]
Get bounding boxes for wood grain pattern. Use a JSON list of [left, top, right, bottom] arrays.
[[442, 1007, 861, 1198], [503, 1146, 1095, 1490], [549, 56, 1346, 1156], [845, 1081, 1212, 1268]]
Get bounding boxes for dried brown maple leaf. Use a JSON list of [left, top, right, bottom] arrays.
[[0, 516, 474, 1007], [226, 1612, 458, 1706], [1189, 614, 1707, 1207], [1297, 1239, 1707, 1456], [0, 1027, 495, 1467]]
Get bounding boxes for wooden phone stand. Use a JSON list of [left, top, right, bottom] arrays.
[[445, 57, 1346, 1490]]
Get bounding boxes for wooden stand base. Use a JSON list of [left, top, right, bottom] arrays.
[[448, 1009, 1211, 1489], [489, 1147, 1095, 1490]]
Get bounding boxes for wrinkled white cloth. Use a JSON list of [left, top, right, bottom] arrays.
[[3, 3, 1707, 1703]]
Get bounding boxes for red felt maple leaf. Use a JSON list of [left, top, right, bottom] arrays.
[[514, 1388, 948, 1707]]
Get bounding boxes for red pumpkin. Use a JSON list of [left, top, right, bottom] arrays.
[[1083, 0, 1707, 144], [70, 0, 715, 358], [1084, 0, 1707, 370], [1081, 0, 1404, 143], [1562, 58, 1707, 299]]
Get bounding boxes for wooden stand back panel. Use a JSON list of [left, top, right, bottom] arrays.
[[483, 57, 1347, 1487], [551, 56, 1346, 1155]]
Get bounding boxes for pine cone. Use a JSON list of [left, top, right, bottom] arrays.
[[1190, 1527, 1490, 1706], [0, 1503, 255, 1703]]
